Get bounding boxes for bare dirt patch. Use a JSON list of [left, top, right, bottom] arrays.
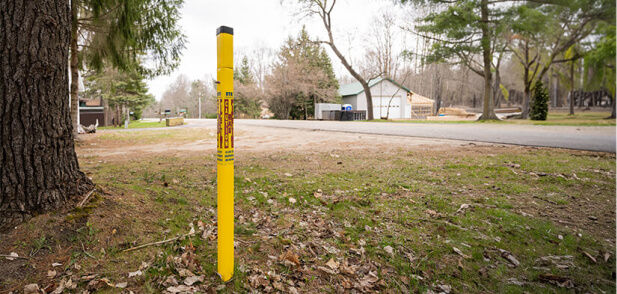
[[76, 125, 486, 161]]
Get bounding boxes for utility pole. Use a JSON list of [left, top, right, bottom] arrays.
[[198, 93, 202, 119]]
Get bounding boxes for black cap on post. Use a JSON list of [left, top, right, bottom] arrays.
[[216, 26, 234, 35]]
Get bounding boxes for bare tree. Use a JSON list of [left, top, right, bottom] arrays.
[[299, 0, 376, 120], [160, 74, 192, 116], [363, 11, 401, 80]]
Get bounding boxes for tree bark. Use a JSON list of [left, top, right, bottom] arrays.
[[70, 0, 79, 136], [523, 82, 531, 118], [569, 61, 575, 115], [492, 69, 501, 108], [610, 93, 616, 119], [0, 0, 93, 232], [478, 0, 498, 120], [521, 42, 531, 119]]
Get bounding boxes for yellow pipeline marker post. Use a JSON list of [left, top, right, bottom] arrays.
[[216, 25, 234, 282]]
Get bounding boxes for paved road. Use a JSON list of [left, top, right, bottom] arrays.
[[234, 120, 616, 152], [141, 119, 615, 152]]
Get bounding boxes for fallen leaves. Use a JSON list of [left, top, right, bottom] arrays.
[[499, 249, 520, 267], [535, 255, 574, 270], [452, 247, 470, 259], [166, 285, 199, 293], [24, 284, 40, 294], [437, 284, 452, 293], [183, 275, 204, 286], [3, 252, 20, 260], [582, 251, 597, 263], [538, 273, 574, 288], [313, 189, 323, 198], [325, 258, 339, 270], [383, 245, 394, 256], [456, 203, 471, 214]]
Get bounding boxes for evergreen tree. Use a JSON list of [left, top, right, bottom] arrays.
[[529, 81, 549, 120], [83, 68, 155, 123], [235, 57, 255, 85], [269, 27, 339, 119], [69, 0, 186, 133], [234, 56, 262, 118]]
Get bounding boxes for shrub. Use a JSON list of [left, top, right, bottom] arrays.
[[530, 80, 549, 120]]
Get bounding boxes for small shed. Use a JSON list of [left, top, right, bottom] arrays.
[[338, 77, 434, 119], [407, 92, 435, 119]]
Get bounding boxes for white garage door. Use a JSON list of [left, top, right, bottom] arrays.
[[372, 96, 401, 119]]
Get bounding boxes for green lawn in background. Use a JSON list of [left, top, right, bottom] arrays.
[[369, 111, 615, 126], [98, 120, 167, 130]]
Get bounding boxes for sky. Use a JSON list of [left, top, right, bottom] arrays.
[[147, 0, 414, 100]]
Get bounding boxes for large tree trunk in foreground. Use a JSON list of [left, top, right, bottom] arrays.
[[0, 0, 93, 232]]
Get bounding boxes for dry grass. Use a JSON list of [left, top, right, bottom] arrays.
[[0, 131, 615, 293]]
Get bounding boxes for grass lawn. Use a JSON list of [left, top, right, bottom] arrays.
[[509, 112, 616, 126], [370, 111, 616, 126], [98, 120, 168, 130], [0, 132, 614, 293]]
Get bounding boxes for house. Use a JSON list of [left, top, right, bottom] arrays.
[[339, 77, 435, 119], [79, 97, 106, 126]]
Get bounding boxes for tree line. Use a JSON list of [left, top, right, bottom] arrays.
[[400, 0, 615, 119], [148, 27, 340, 120]]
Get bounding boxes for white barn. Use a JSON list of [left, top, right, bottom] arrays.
[[339, 77, 434, 119]]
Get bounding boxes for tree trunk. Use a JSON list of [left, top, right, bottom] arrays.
[[70, 0, 79, 136], [103, 98, 111, 126], [610, 93, 616, 119], [478, 0, 498, 120], [569, 61, 575, 115], [433, 67, 442, 115], [493, 69, 501, 108], [0, 0, 93, 232], [521, 44, 531, 119], [523, 83, 531, 118], [322, 19, 374, 120], [362, 83, 374, 120]]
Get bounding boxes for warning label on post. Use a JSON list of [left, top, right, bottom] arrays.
[[217, 91, 234, 164]]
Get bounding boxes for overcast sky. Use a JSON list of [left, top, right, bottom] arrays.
[[147, 0, 414, 100]]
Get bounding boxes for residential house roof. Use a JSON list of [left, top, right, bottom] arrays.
[[338, 77, 412, 97]]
